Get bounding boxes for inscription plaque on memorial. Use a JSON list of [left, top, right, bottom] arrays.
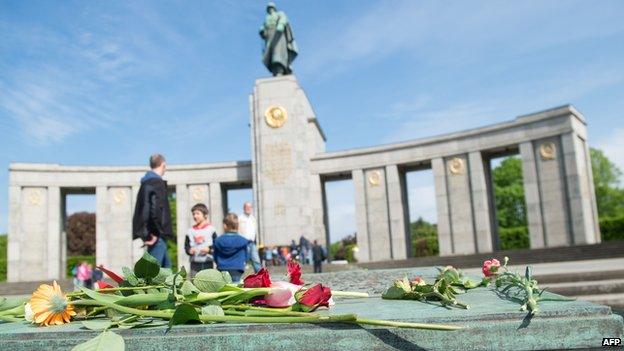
[[263, 142, 292, 184]]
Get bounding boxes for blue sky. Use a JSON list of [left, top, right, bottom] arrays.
[[1, 1, 623, 242]]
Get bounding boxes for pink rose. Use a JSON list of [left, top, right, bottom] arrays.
[[482, 258, 501, 277], [411, 277, 426, 286], [265, 281, 303, 307]]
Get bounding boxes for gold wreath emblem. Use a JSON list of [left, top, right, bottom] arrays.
[[28, 189, 42, 205], [192, 187, 205, 202], [264, 106, 287, 128], [448, 157, 465, 175], [539, 142, 556, 160], [113, 189, 126, 204], [368, 170, 382, 186]]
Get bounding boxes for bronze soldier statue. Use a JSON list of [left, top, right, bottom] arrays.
[[259, 2, 298, 76]]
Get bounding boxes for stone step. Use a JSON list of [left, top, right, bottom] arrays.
[[357, 240, 624, 271], [573, 293, 624, 310], [543, 279, 624, 296], [534, 269, 624, 284]]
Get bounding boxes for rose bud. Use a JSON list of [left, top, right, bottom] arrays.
[[411, 277, 426, 286], [294, 284, 332, 312], [243, 268, 272, 288], [482, 259, 501, 277], [287, 260, 304, 285]]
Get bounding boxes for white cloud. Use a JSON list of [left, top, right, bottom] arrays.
[[596, 128, 624, 177]]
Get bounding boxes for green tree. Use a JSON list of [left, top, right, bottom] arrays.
[[590, 148, 624, 218], [492, 157, 527, 229], [410, 217, 439, 256], [66, 212, 96, 256]]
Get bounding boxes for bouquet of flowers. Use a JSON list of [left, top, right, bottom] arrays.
[[0, 253, 460, 350]]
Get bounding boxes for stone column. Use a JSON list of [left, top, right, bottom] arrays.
[[209, 183, 224, 234], [386, 165, 408, 260], [468, 152, 494, 253], [309, 175, 327, 246], [352, 169, 371, 262], [522, 138, 572, 247], [176, 184, 190, 273], [250, 76, 325, 246], [11, 187, 49, 281], [46, 186, 62, 280], [432, 158, 453, 256], [520, 142, 546, 248], [7, 186, 21, 282], [96, 186, 134, 274], [561, 132, 601, 244]]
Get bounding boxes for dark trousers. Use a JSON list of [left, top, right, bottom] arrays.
[[313, 260, 322, 273], [147, 237, 171, 268], [190, 261, 214, 278]]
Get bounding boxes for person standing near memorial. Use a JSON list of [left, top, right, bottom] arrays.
[[312, 240, 326, 274], [184, 203, 217, 277], [132, 154, 173, 268], [239, 202, 262, 272], [213, 213, 249, 283]]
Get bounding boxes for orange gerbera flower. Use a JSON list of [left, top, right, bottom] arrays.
[[29, 281, 76, 326]]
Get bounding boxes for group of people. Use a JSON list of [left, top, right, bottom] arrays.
[[70, 261, 103, 290], [259, 237, 327, 273], [131, 154, 328, 283]]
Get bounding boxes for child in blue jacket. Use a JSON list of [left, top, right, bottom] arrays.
[[213, 213, 250, 283]]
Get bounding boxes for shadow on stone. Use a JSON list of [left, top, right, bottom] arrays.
[[316, 323, 425, 350]]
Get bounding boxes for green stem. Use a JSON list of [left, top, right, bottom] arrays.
[[330, 291, 369, 298], [0, 315, 22, 323], [71, 299, 357, 324], [221, 305, 316, 317], [355, 318, 461, 331], [67, 285, 166, 298], [186, 291, 239, 303], [0, 304, 24, 316]]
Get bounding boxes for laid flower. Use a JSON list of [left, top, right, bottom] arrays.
[[265, 281, 302, 307], [287, 260, 304, 285], [482, 259, 501, 277], [244, 268, 272, 288], [294, 284, 332, 312], [97, 265, 124, 284], [29, 281, 76, 326], [94, 280, 114, 289], [411, 277, 426, 286], [24, 303, 34, 324]]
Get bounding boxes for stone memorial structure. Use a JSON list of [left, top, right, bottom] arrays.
[[7, 75, 601, 282]]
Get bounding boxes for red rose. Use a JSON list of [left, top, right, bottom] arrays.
[[295, 284, 332, 312], [243, 268, 272, 288], [287, 260, 304, 285], [482, 258, 501, 277]]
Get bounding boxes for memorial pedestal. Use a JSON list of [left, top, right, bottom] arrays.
[[0, 267, 622, 350]]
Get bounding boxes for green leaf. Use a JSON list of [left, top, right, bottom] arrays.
[[71, 330, 125, 351], [168, 304, 201, 328], [193, 269, 227, 293], [81, 287, 122, 305], [0, 297, 27, 312], [81, 320, 113, 331], [152, 268, 173, 284], [180, 281, 200, 296], [134, 252, 161, 280], [381, 286, 405, 300], [165, 273, 184, 287], [115, 293, 170, 307], [122, 267, 139, 286], [221, 271, 232, 284], [201, 305, 224, 317]]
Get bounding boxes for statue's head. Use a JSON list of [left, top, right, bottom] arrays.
[[266, 2, 276, 13]]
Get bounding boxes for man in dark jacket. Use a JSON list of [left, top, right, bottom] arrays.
[[312, 240, 326, 273], [132, 154, 173, 268]]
